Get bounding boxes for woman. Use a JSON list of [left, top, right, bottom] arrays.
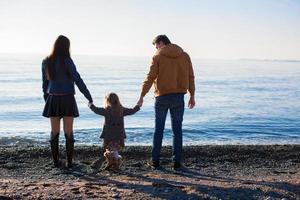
[[42, 35, 93, 168]]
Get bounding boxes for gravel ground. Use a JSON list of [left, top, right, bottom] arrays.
[[0, 145, 299, 199]]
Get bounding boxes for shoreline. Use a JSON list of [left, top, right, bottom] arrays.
[[0, 145, 299, 199], [1, 136, 300, 147]]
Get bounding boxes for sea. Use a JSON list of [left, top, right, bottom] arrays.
[[0, 54, 299, 146]]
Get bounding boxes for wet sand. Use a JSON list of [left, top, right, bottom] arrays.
[[0, 145, 299, 199]]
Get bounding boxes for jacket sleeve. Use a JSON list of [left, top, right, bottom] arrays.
[[123, 105, 140, 116], [140, 55, 159, 97], [186, 54, 195, 96], [89, 104, 106, 116], [67, 58, 93, 102], [41, 60, 49, 101]]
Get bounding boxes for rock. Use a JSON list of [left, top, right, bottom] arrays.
[[110, 187, 117, 192], [28, 186, 39, 190], [70, 187, 80, 194], [0, 196, 13, 200], [42, 183, 51, 187], [242, 181, 253, 184], [152, 182, 164, 187], [131, 162, 143, 167], [265, 197, 274, 200], [85, 191, 94, 196], [112, 193, 119, 198], [253, 186, 262, 191], [164, 188, 171, 193], [22, 192, 30, 197], [4, 162, 18, 169]]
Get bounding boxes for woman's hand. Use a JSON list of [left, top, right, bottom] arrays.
[[88, 102, 94, 108]]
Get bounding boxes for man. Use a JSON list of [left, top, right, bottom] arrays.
[[137, 35, 195, 170]]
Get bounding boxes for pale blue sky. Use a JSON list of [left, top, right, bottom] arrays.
[[0, 0, 299, 59]]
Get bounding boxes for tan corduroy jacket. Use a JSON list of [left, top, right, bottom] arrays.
[[141, 44, 195, 97]]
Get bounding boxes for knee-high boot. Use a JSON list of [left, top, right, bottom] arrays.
[[65, 132, 75, 168], [49, 132, 59, 167]]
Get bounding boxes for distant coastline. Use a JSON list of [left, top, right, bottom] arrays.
[[240, 58, 300, 63], [1, 53, 300, 63]]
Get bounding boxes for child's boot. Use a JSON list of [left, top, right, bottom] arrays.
[[104, 150, 114, 170], [114, 153, 122, 170]]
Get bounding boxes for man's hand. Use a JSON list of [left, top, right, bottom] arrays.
[[188, 96, 195, 109], [137, 96, 144, 107]]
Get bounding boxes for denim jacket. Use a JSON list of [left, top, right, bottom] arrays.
[[42, 57, 93, 102]]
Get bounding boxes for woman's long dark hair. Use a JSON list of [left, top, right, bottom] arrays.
[[45, 35, 72, 80]]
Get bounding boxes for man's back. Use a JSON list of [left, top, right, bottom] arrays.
[[141, 43, 195, 97]]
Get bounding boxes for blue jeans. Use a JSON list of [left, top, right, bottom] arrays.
[[152, 93, 185, 163]]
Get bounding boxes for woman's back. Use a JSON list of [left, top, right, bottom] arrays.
[[43, 57, 74, 94], [42, 57, 93, 102]]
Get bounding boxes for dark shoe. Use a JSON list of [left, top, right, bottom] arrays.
[[65, 132, 75, 168], [173, 161, 182, 171], [49, 132, 59, 167]]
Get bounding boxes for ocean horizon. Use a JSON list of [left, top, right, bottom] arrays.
[[0, 54, 299, 146]]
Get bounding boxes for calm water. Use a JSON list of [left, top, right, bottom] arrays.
[[0, 54, 299, 145]]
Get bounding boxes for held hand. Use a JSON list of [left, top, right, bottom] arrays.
[[137, 96, 143, 107], [188, 96, 195, 109], [88, 102, 94, 108]]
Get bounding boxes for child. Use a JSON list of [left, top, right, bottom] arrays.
[[88, 92, 140, 170]]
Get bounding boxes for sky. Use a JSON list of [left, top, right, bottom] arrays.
[[0, 0, 299, 59]]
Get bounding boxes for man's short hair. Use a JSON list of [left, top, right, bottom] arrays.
[[152, 35, 171, 45]]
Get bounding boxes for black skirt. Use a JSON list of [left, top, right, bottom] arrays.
[[43, 94, 79, 118]]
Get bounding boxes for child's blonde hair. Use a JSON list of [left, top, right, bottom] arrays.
[[104, 92, 123, 116]]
